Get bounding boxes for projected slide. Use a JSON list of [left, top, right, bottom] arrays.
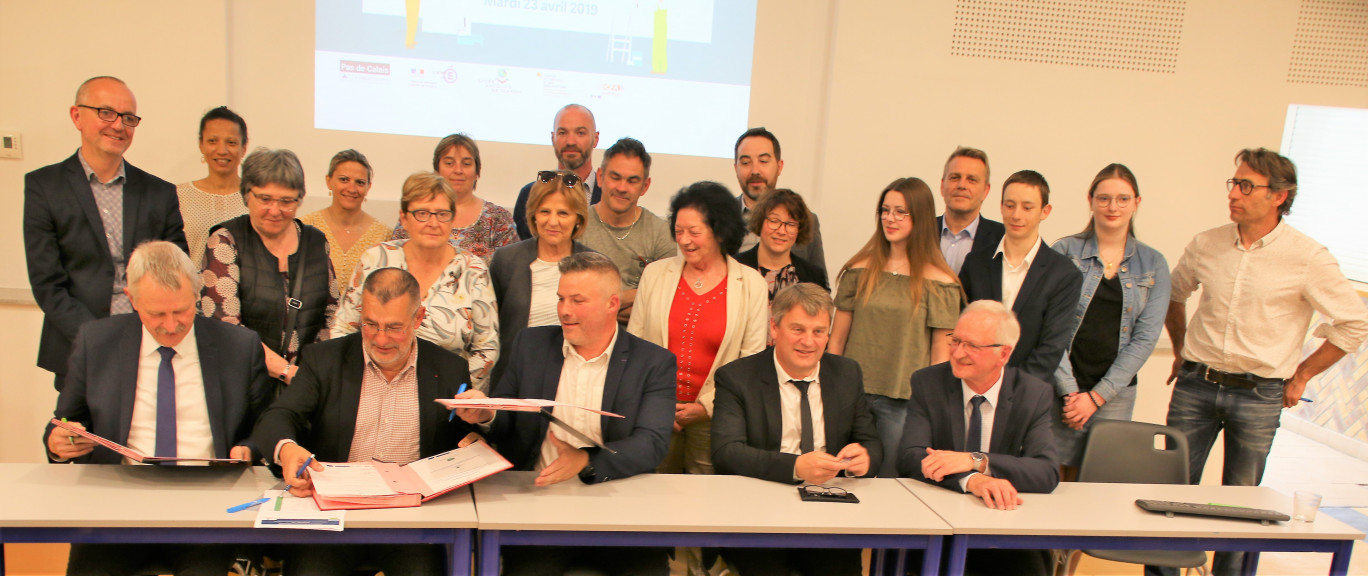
[[315, 0, 757, 158], [1280, 104, 1368, 284]]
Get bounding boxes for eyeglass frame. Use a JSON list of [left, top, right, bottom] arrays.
[[246, 190, 301, 210], [1092, 194, 1135, 207], [76, 104, 142, 127], [406, 209, 456, 223], [360, 321, 412, 339], [537, 170, 581, 189], [764, 216, 799, 232], [879, 206, 910, 222], [800, 484, 850, 497], [947, 333, 1006, 352], [1226, 178, 1275, 196]]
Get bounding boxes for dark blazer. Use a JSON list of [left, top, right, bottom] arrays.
[[958, 239, 1083, 384], [712, 350, 881, 484], [486, 326, 676, 483], [46, 315, 272, 464], [24, 152, 188, 377], [732, 246, 830, 292], [936, 214, 1005, 266], [514, 180, 602, 241], [487, 238, 596, 384], [898, 363, 1059, 493], [251, 334, 476, 464]]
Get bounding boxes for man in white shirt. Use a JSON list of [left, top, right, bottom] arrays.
[[45, 240, 271, 576], [1165, 148, 1368, 576], [937, 147, 1005, 274], [959, 170, 1082, 385], [513, 104, 603, 239], [454, 252, 677, 575], [711, 283, 879, 575]]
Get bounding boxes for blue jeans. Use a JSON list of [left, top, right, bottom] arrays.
[[1165, 368, 1284, 576], [866, 393, 907, 478]]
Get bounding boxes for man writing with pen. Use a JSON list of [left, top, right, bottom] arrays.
[[451, 252, 677, 575], [250, 267, 478, 576]]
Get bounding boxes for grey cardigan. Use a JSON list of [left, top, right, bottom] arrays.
[[488, 238, 596, 385]]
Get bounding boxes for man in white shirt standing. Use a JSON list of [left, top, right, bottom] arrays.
[[1166, 148, 1368, 576], [454, 252, 677, 575], [45, 240, 271, 576]]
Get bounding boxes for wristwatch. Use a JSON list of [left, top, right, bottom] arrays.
[[970, 452, 986, 473], [578, 463, 597, 484]]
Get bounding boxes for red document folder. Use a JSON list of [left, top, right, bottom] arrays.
[[308, 441, 512, 511], [50, 418, 249, 465]]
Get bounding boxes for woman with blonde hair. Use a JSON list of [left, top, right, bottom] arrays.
[[829, 177, 962, 477], [331, 171, 499, 390]]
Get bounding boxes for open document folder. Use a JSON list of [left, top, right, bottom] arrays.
[[50, 418, 249, 465], [435, 397, 624, 418], [308, 440, 512, 511]]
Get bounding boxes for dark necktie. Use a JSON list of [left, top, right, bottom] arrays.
[[156, 346, 178, 459], [966, 395, 987, 453], [790, 380, 815, 454]]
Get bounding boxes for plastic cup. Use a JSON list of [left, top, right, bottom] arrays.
[[1293, 491, 1322, 522]]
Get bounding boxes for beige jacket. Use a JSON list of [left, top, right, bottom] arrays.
[[627, 255, 769, 416]]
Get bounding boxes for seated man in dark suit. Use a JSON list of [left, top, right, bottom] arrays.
[[958, 169, 1083, 385], [251, 267, 478, 576], [900, 300, 1059, 575], [45, 240, 271, 576], [453, 251, 676, 575], [712, 282, 880, 576]]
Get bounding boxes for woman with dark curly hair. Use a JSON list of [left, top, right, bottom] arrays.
[[628, 181, 768, 477]]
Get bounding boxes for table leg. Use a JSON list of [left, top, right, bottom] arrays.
[[451, 528, 472, 576], [1240, 551, 1260, 576], [921, 536, 941, 576], [870, 548, 885, 575], [1, 540, 7, 576], [477, 529, 500, 576], [1330, 540, 1354, 576], [944, 535, 966, 576]]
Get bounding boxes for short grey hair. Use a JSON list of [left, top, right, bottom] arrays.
[[362, 267, 422, 315], [127, 241, 201, 297], [770, 283, 834, 325], [558, 252, 621, 296], [962, 300, 1020, 348], [240, 147, 306, 199]]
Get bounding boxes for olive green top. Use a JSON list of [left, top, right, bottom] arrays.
[[835, 269, 962, 400]]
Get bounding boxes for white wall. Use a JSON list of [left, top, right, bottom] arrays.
[[0, 0, 1364, 462]]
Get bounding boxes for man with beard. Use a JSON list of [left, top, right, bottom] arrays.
[[733, 127, 825, 274], [513, 104, 603, 240]]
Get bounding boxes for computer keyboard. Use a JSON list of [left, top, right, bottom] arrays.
[[1135, 499, 1290, 525]]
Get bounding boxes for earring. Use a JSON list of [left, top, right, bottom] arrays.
[[200, 155, 206, 164]]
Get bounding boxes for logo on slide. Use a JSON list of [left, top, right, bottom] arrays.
[[497, 69, 509, 84], [443, 68, 458, 83]]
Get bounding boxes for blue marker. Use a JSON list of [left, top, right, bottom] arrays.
[[448, 382, 470, 421], [296, 454, 315, 479], [227, 497, 270, 513]]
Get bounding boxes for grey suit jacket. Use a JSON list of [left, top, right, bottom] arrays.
[[487, 238, 596, 384], [898, 363, 1059, 494], [712, 350, 881, 483], [46, 315, 272, 464]]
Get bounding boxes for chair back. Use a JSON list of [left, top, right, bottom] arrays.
[[1076, 420, 1189, 485]]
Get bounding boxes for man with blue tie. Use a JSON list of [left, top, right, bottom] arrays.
[[45, 240, 272, 576]]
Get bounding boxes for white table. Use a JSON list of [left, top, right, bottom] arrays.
[[0, 463, 478, 576], [899, 479, 1362, 576], [474, 471, 951, 575]]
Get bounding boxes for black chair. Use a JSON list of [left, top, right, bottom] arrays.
[[1057, 420, 1209, 576]]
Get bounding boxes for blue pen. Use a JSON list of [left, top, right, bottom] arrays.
[[227, 497, 271, 513], [1300, 397, 1315, 403], [296, 454, 315, 479], [448, 382, 470, 421]]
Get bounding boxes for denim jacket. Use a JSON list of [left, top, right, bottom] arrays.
[[1050, 233, 1170, 400]]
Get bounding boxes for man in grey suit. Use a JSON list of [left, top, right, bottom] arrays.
[[45, 241, 271, 576], [900, 299, 1058, 576], [711, 282, 879, 576], [25, 76, 188, 392], [453, 252, 676, 575]]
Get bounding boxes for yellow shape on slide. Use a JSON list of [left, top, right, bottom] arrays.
[[652, 9, 667, 74], [406, 0, 420, 48]]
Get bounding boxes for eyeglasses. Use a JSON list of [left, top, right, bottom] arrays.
[[1093, 194, 1134, 207], [764, 216, 799, 232], [880, 206, 910, 222], [1226, 178, 1274, 196], [76, 104, 142, 127], [538, 170, 581, 189], [800, 484, 851, 498], [407, 209, 455, 223], [947, 333, 1004, 351], [247, 190, 301, 209], [360, 322, 409, 339]]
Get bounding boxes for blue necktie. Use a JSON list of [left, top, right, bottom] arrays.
[[155, 346, 177, 459], [966, 395, 987, 452]]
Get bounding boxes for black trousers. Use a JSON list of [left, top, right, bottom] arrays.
[[501, 545, 670, 576], [285, 544, 444, 576], [721, 547, 862, 576], [66, 543, 235, 576]]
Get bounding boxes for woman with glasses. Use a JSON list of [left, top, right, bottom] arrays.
[[300, 150, 392, 286], [487, 170, 594, 385], [331, 172, 500, 391], [391, 134, 517, 260], [734, 188, 830, 298], [1050, 164, 1170, 480], [829, 177, 961, 477], [177, 106, 249, 266], [202, 148, 338, 386]]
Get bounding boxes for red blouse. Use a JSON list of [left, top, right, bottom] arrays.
[[668, 276, 728, 403]]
